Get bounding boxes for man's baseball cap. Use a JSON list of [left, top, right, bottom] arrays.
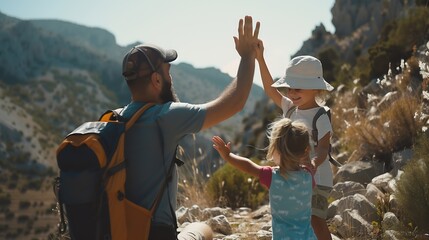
[[122, 43, 178, 81]]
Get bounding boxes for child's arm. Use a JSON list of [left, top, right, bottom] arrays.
[[311, 132, 330, 170], [255, 40, 283, 108], [212, 136, 262, 178]]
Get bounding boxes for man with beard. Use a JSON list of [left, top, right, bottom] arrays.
[[119, 16, 260, 240]]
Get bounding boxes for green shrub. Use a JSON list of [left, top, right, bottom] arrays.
[[24, 178, 43, 190], [0, 224, 8, 232], [0, 193, 11, 206], [34, 224, 50, 234], [5, 211, 14, 220], [354, 6, 429, 84], [7, 182, 17, 190], [17, 215, 30, 223], [396, 135, 429, 233], [318, 47, 340, 84], [206, 163, 268, 209], [19, 201, 31, 209]]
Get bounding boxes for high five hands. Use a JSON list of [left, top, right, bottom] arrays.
[[234, 16, 260, 59]]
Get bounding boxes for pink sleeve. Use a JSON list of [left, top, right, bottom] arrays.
[[302, 166, 316, 188], [259, 166, 272, 188]]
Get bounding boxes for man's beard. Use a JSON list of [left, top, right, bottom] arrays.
[[160, 78, 179, 103]]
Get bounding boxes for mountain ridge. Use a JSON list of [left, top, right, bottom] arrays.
[[0, 10, 264, 173]]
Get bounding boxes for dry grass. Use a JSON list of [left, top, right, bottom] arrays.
[[330, 56, 426, 164], [177, 176, 212, 209], [176, 143, 213, 209], [346, 95, 421, 159]]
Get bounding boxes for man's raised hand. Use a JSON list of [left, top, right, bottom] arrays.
[[234, 16, 260, 59]]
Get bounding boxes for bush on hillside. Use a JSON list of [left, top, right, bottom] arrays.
[[207, 163, 268, 209], [346, 6, 429, 86], [318, 47, 340, 84], [0, 193, 11, 206], [19, 201, 31, 209], [396, 134, 429, 233]]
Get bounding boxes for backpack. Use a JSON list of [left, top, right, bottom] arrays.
[[285, 106, 342, 167], [53, 103, 176, 240]]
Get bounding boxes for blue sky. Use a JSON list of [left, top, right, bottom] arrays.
[[0, 0, 335, 86]]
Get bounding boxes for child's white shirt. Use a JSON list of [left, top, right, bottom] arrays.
[[281, 97, 334, 187]]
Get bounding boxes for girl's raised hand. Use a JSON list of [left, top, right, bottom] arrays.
[[255, 39, 264, 61], [212, 136, 231, 160]]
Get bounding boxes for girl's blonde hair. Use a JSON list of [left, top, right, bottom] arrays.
[[266, 118, 310, 175]]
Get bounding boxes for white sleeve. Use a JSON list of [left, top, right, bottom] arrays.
[[316, 113, 332, 141], [281, 97, 294, 117]]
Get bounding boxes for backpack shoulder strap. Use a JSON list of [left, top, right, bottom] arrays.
[[103, 103, 155, 178], [99, 108, 124, 122], [285, 106, 297, 118], [312, 107, 329, 144], [98, 103, 155, 128], [312, 107, 342, 167], [125, 103, 155, 131]]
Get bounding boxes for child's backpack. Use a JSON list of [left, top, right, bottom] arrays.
[[285, 106, 342, 167], [54, 103, 176, 240]]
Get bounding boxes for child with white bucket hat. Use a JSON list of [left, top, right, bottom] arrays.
[[256, 40, 334, 240]]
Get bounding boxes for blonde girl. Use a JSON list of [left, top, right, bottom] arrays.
[[212, 118, 316, 240]]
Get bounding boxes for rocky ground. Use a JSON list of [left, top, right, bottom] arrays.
[[176, 149, 423, 240]]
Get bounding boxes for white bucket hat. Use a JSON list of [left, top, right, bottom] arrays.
[[271, 55, 334, 91]]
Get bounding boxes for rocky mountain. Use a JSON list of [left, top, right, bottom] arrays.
[[0, 10, 264, 172], [294, 0, 412, 62], [0, 11, 264, 238]]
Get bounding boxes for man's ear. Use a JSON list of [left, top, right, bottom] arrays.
[[150, 72, 161, 89]]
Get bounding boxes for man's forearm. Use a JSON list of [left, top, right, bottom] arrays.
[[230, 56, 255, 110]]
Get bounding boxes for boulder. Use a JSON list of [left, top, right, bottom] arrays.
[[365, 183, 384, 205], [207, 215, 233, 235], [330, 181, 366, 200], [334, 160, 384, 185], [335, 194, 378, 224], [338, 209, 373, 238], [382, 212, 400, 230], [371, 172, 393, 192]]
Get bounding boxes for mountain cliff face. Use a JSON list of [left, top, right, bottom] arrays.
[[294, 0, 415, 63]]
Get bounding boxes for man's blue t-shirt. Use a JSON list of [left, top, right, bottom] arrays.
[[121, 101, 206, 226]]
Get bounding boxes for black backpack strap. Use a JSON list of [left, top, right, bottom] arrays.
[[150, 120, 179, 233], [312, 107, 329, 145], [285, 106, 297, 118], [53, 177, 67, 234], [312, 107, 342, 167], [150, 149, 177, 211]]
